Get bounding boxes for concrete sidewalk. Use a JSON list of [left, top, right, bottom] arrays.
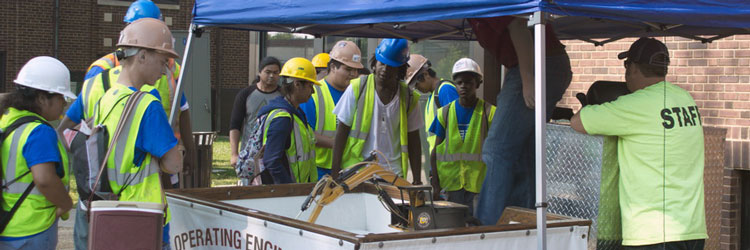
[[56, 207, 75, 250]]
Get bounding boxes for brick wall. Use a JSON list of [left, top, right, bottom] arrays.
[[1, 0, 248, 92], [560, 36, 750, 166]]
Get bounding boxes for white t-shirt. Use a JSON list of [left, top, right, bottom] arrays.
[[333, 82, 423, 175]]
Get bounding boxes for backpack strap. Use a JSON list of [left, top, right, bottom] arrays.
[[0, 115, 46, 233], [101, 68, 112, 92], [87, 91, 147, 208], [356, 75, 369, 101]]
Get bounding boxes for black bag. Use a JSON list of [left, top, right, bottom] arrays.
[[0, 116, 46, 233], [70, 69, 115, 203]]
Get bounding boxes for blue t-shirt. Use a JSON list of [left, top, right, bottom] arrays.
[[66, 89, 163, 124], [70, 66, 188, 124], [23, 124, 64, 176], [437, 82, 459, 107], [129, 87, 178, 166], [429, 101, 474, 140], [300, 81, 345, 130]]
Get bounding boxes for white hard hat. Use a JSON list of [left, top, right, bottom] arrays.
[[14, 56, 76, 99], [452, 58, 483, 80]]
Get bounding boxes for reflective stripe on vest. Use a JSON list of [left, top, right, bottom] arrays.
[[86, 52, 119, 73], [1, 108, 70, 237], [342, 74, 420, 177], [95, 85, 169, 222], [83, 57, 181, 122], [434, 100, 494, 193], [262, 109, 317, 183], [312, 80, 337, 169], [425, 80, 456, 153]]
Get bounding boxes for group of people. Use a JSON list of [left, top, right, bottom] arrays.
[[1, 1, 189, 249], [229, 38, 498, 215], [230, 17, 709, 250], [0, 0, 709, 249]]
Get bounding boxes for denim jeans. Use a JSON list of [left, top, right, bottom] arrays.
[[0, 221, 58, 250], [476, 54, 572, 225], [623, 239, 704, 250], [445, 189, 478, 216], [73, 202, 88, 250]]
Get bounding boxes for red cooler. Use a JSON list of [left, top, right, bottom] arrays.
[[88, 200, 165, 250]]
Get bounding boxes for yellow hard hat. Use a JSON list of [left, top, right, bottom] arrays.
[[280, 57, 321, 85], [311, 53, 330, 68]]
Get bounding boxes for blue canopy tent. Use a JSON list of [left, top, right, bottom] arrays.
[[171, 1, 750, 248]]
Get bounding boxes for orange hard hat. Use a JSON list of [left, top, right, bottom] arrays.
[[117, 18, 178, 58], [329, 40, 364, 69], [405, 54, 428, 84]]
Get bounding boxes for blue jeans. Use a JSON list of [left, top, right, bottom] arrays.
[[476, 54, 572, 225], [317, 167, 332, 180], [0, 221, 58, 250], [73, 202, 88, 250]]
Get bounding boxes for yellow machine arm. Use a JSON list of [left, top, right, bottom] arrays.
[[301, 161, 422, 224]]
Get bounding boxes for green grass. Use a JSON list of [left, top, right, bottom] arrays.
[[210, 136, 239, 186], [67, 136, 238, 201]]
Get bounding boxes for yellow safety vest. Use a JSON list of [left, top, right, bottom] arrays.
[[262, 109, 317, 183], [85, 52, 182, 126], [311, 79, 338, 169], [435, 100, 495, 193], [1, 108, 69, 237], [425, 80, 456, 152], [342, 74, 420, 177], [94, 84, 170, 223]]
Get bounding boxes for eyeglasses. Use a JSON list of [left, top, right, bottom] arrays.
[[623, 60, 631, 69], [416, 71, 427, 82]]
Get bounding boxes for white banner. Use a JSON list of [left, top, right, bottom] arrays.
[[168, 196, 588, 250]]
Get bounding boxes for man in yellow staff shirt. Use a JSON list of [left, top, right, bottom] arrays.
[[571, 37, 707, 249]]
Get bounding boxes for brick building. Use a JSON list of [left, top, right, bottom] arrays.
[[0, 0, 250, 130]]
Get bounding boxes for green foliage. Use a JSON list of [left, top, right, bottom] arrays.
[[409, 40, 469, 80]]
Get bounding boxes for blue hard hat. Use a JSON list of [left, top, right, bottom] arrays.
[[375, 38, 410, 67], [124, 0, 162, 23]]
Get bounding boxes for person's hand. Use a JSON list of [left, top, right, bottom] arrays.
[[230, 153, 238, 168], [55, 207, 69, 219], [523, 83, 535, 109], [182, 159, 192, 176]]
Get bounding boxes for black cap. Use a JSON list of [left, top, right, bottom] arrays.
[[617, 37, 670, 67]]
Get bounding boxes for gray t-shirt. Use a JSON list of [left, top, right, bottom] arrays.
[[230, 84, 282, 147]]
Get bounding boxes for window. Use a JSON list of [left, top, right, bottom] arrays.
[[409, 40, 471, 81], [264, 32, 315, 63]]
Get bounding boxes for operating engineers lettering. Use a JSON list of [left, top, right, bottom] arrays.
[[174, 228, 283, 250], [661, 105, 701, 129]]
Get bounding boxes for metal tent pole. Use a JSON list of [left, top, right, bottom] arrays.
[[169, 23, 196, 125], [530, 11, 548, 250]]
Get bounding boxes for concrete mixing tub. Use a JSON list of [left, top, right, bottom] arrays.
[[167, 184, 590, 250]]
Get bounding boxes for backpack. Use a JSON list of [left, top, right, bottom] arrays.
[[69, 69, 115, 204], [235, 113, 273, 185], [0, 116, 47, 233]]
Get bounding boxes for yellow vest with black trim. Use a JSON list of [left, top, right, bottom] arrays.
[[342, 74, 420, 177], [262, 109, 317, 183], [85, 52, 182, 123], [311, 79, 338, 169], [425, 80, 456, 153], [435, 100, 495, 193], [1, 108, 69, 237], [94, 84, 170, 223]]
